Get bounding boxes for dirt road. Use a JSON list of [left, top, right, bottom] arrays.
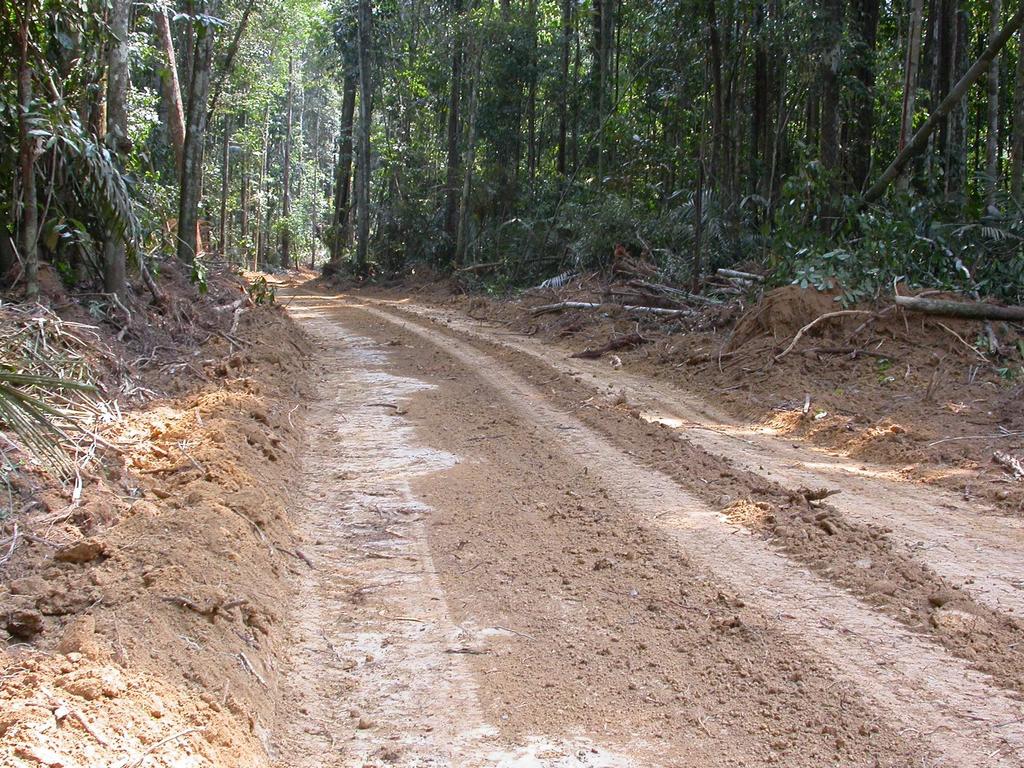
[[276, 287, 1024, 767]]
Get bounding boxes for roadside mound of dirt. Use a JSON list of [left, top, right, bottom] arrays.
[[726, 284, 841, 350], [1, 278, 314, 767], [362, 279, 1024, 515]]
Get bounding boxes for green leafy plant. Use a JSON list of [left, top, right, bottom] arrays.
[[247, 275, 275, 304]]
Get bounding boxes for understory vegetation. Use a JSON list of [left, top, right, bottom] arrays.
[[3, 0, 1024, 309]]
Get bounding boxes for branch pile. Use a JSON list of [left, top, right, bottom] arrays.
[[0, 302, 121, 486]]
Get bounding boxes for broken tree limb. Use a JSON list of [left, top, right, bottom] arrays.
[[894, 295, 1024, 322], [570, 333, 648, 359], [626, 279, 725, 306], [457, 260, 502, 273], [774, 310, 873, 361], [862, 1, 1024, 204], [994, 451, 1024, 479], [716, 268, 764, 282], [530, 301, 692, 317]]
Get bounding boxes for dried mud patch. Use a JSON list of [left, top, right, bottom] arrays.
[[1, 305, 314, 768]]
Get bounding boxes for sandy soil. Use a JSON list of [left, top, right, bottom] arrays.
[[269, 285, 1024, 767]]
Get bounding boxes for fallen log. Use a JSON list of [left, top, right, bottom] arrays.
[[716, 268, 764, 282], [994, 451, 1024, 479], [570, 333, 648, 359], [894, 295, 1024, 322], [607, 291, 686, 310], [530, 301, 692, 317], [457, 260, 502, 273], [626, 279, 725, 306]]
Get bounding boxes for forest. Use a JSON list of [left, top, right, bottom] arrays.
[[3, 0, 1024, 304], [6, 0, 1024, 765]]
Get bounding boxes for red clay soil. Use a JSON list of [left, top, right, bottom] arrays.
[[1, 270, 313, 768]]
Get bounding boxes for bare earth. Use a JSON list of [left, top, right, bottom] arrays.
[[272, 287, 1024, 768]]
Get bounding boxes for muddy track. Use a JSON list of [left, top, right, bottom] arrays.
[[277, 289, 1024, 767]]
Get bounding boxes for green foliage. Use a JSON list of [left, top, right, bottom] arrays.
[[247, 275, 275, 304], [191, 257, 209, 294], [772, 192, 1024, 306]]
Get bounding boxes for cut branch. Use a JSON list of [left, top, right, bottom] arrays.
[[530, 301, 692, 317], [774, 310, 873, 361], [894, 295, 1024, 322], [570, 333, 648, 359]]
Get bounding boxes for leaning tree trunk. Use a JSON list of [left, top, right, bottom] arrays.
[[103, 0, 129, 300], [155, 6, 186, 176], [863, 0, 1024, 203], [17, 0, 39, 300], [354, 0, 373, 275], [176, 5, 215, 265]]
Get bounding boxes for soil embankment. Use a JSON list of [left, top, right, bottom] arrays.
[[2, 295, 313, 767]]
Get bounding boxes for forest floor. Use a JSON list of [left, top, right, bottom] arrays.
[[4, 271, 1024, 767]]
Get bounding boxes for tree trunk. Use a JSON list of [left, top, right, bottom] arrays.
[[155, 5, 186, 177], [848, 0, 880, 191], [752, 3, 768, 181], [355, 0, 373, 275], [310, 110, 320, 269], [819, 0, 844, 178], [443, 0, 464, 252], [103, 0, 129, 300], [240, 116, 249, 260], [330, 73, 357, 264], [17, 0, 39, 300], [706, 0, 724, 186], [863, 0, 1024, 203], [219, 115, 231, 259], [281, 57, 294, 268], [526, 0, 538, 182], [897, 0, 924, 193], [986, 0, 1002, 205], [1013, 28, 1024, 197], [895, 294, 1024, 320], [557, 0, 571, 176], [207, 0, 258, 118], [945, 8, 969, 204], [935, 0, 957, 184], [255, 104, 269, 270], [455, 40, 483, 267], [176, 2, 215, 265]]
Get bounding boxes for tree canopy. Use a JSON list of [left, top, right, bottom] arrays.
[[3, 0, 1024, 303]]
